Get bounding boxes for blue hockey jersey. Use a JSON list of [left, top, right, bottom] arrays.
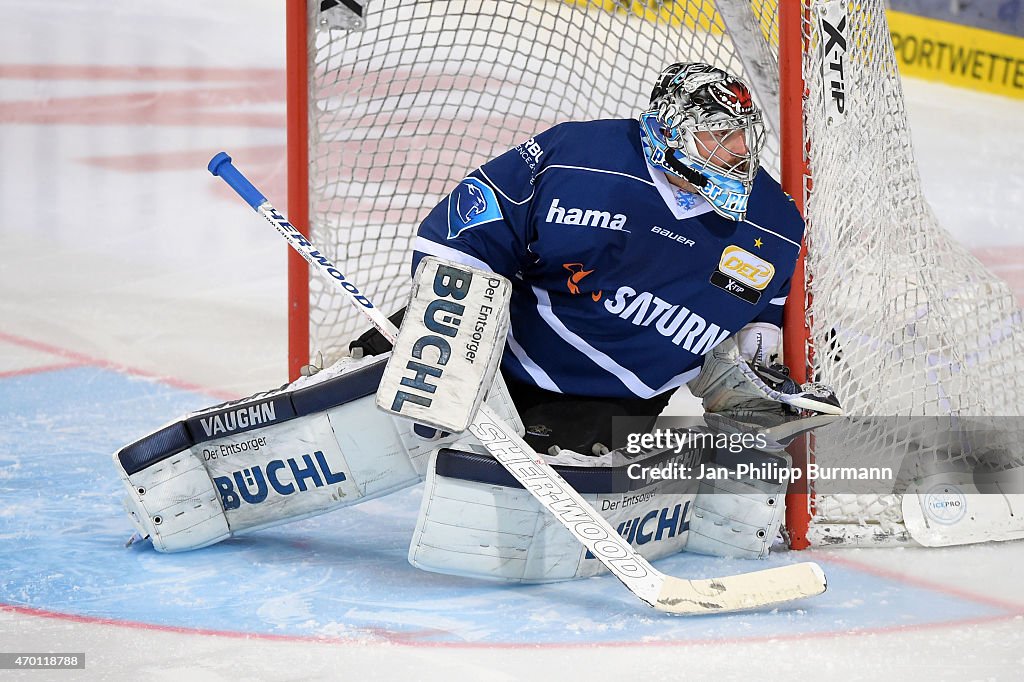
[[412, 119, 804, 400]]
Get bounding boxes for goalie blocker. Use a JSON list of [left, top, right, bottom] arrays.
[[377, 256, 511, 433]]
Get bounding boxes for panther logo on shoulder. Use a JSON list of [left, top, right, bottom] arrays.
[[456, 182, 487, 224], [447, 178, 504, 239]]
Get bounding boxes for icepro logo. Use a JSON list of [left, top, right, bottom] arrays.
[[923, 485, 967, 525], [818, 0, 849, 124], [448, 178, 502, 238], [214, 450, 347, 510], [584, 502, 690, 560]]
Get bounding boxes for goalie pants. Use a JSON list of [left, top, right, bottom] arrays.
[[502, 371, 675, 454]]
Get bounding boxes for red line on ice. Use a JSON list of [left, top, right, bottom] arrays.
[[0, 331, 237, 401], [817, 552, 1024, 613], [0, 362, 85, 379], [1, 600, 1019, 650]]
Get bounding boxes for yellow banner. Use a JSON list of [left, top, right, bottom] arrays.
[[561, 0, 724, 33], [888, 10, 1024, 100]]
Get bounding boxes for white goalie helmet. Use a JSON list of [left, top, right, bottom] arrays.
[[639, 62, 767, 221]]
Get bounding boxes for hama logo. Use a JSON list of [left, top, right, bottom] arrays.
[[447, 178, 503, 238], [546, 198, 627, 230], [585, 502, 690, 559], [719, 245, 775, 290], [214, 451, 347, 510]]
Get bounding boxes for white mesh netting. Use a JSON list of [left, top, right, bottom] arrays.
[[303, 0, 781, 359], [798, 0, 1024, 545], [297, 0, 1024, 546]]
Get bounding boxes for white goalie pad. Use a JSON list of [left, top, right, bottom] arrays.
[[902, 469, 1024, 547], [114, 353, 523, 552], [409, 430, 714, 583], [685, 449, 790, 560], [378, 257, 511, 433]]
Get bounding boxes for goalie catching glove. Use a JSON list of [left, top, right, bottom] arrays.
[[688, 322, 843, 423]]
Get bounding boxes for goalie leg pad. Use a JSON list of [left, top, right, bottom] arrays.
[[902, 468, 1024, 547], [684, 448, 789, 560], [115, 355, 524, 552], [407, 431, 710, 583]]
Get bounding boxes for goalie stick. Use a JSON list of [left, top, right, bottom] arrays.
[[208, 151, 826, 615]]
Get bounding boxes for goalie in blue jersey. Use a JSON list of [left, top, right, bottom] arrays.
[[116, 63, 840, 571], [390, 62, 841, 456]]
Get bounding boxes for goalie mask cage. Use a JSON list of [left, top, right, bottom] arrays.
[[286, 0, 1024, 548]]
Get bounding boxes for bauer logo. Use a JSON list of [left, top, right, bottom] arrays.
[[448, 178, 503, 238], [214, 450, 347, 510], [585, 502, 690, 559]]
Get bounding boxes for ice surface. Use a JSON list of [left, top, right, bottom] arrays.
[[1, 1, 1023, 680]]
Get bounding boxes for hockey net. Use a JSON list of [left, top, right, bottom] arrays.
[[287, 0, 1024, 547]]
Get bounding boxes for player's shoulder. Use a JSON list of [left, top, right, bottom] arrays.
[[745, 169, 805, 242], [535, 119, 648, 177], [547, 118, 639, 138]]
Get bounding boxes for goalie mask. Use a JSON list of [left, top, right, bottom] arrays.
[[639, 62, 767, 221]]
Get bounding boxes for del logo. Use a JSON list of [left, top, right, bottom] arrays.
[[719, 245, 774, 289], [447, 177, 503, 238], [585, 502, 690, 559], [214, 451, 347, 510], [923, 485, 967, 525]]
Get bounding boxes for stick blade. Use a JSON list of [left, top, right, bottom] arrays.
[[654, 561, 826, 615]]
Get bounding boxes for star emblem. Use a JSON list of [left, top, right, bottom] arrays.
[[754, 238, 763, 248]]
